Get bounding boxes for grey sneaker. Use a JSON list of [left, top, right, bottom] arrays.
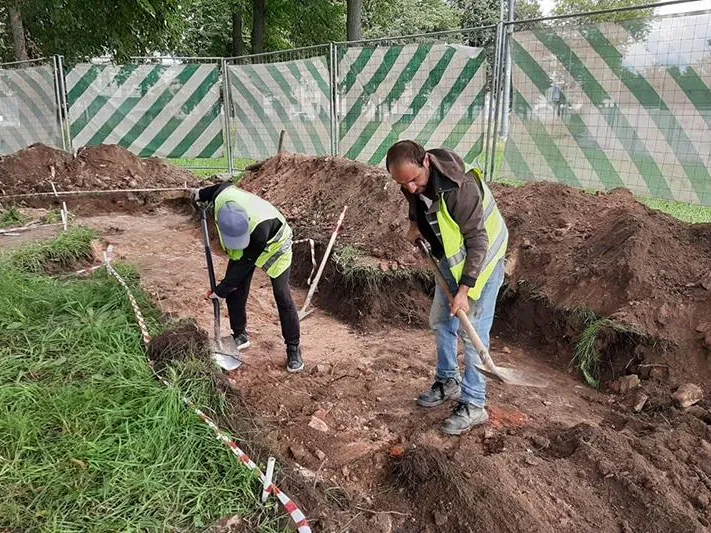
[[417, 378, 461, 407], [286, 344, 304, 373], [441, 402, 489, 435], [233, 332, 250, 351]]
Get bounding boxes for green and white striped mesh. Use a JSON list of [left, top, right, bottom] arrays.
[[337, 43, 488, 167], [226, 56, 332, 160], [503, 11, 711, 206], [66, 63, 224, 158], [0, 64, 62, 155]]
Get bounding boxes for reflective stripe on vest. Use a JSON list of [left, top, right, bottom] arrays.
[[213, 186, 293, 278], [436, 173, 508, 300]]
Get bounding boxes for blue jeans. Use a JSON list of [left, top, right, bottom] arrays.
[[429, 258, 505, 407]]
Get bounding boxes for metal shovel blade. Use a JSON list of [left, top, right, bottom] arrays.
[[474, 364, 549, 388], [212, 338, 243, 371]]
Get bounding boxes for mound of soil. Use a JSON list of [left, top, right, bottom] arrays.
[[242, 154, 711, 383], [495, 183, 711, 384], [0, 143, 198, 195]]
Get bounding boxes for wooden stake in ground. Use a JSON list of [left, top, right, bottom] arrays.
[[298, 205, 348, 320]]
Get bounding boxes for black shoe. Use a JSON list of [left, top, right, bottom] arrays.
[[286, 344, 304, 373], [233, 332, 250, 351], [416, 378, 461, 407]]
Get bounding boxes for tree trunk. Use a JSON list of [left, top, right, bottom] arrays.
[[346, 0, 363, 41], [251, 0, 265, 55], [232, 10, 245, 57], [9, 1, 28, 61]]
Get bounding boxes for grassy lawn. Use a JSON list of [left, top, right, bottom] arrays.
[[0, 229, 283, 531], [638, 198, 711, 224], [168, 157, 256, 179]]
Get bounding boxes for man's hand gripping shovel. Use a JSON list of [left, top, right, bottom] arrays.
[[196, 201, 243, 371], [416, 238, 548, 388]]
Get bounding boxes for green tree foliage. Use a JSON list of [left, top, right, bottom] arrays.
[[12, 0, 185, 62], [362, 0, 461, 39], [552, 0, 653, 40]]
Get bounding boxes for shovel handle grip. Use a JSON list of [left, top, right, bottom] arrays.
[[416, 239, 498, 372]]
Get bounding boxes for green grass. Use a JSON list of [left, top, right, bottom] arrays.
[[571, 312, 644, 389], [640, 197, 711, 224], [6, 226, 96, 273], [0, 206, 27, 228], [0, 236, 285, 531], [168, 157, 256, 179]]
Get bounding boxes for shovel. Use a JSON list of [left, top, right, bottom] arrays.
[[416, 239, 548, 388], [198, 205, 243, 371]]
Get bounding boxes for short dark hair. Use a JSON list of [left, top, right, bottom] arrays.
[[385, 140, 426, 171]]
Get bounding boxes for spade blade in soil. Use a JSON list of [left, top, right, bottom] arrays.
[[475, 364, 549, 388], [212, 339, 243, 371]]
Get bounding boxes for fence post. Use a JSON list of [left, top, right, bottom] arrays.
[[57, 55, 72, 153], [328, 42, 339, 157], [501, 0, 514, 139], [220, 58, 234, 176], [51, 55, 67, 151]]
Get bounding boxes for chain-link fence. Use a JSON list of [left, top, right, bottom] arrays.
[[64, 56, 227, 174], [499, 5, 711, 206]]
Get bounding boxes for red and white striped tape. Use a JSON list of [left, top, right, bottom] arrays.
[[101, 250, 311, 533]]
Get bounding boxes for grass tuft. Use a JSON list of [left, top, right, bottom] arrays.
[[0, 205, 27, 228], [6, 226, 96, 273], [572, 314, 644, 388]]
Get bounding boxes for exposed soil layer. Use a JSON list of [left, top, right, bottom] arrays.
[[147, 319, 212, 372], [242, 154, 711, 383], [0, 143, 198, 195]]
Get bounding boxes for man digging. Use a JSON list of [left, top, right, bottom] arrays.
[[192, 183, 304, 373], [386, 140, 509, 435]]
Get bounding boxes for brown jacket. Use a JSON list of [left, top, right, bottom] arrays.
[[401, 148, 488, 287]]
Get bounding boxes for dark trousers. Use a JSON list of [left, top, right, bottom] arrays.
[[225, 263, 300, 347]]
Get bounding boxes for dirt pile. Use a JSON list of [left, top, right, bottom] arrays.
[[0, 143, 198, 195], [242, 154, 710, 383], [494, 183, 711, 384]]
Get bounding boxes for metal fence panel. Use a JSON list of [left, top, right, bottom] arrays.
[[0, 61, 63, 155], [226, 52, 332, 161], [502, 10, 711, 205], [337, 43, 488, 167], [66, 63, 224, 158]]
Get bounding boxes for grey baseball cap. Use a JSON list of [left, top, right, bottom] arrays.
[[216, 203, 250, 250]]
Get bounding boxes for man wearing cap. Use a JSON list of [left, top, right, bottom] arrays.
[[193, 183, 304, 373]]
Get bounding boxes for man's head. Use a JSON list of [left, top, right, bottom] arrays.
[[216, 202, 251, 250], [386, 140, 431, 195]]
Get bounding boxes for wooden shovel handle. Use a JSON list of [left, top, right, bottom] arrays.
[[416, 239, 498, 372]]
